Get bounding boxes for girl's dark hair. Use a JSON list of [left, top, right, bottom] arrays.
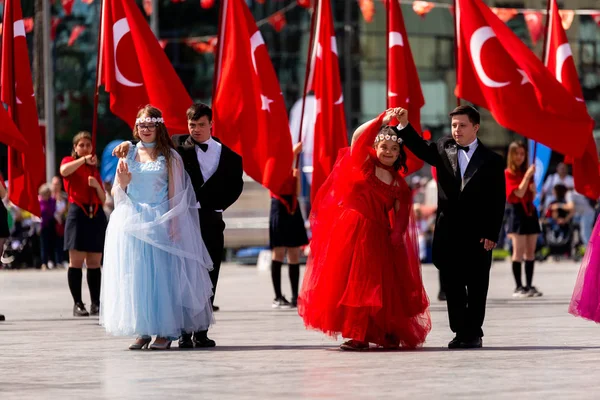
[[71, 131, 92, 158], [133, 105, 175, 175], [377, 126, 408, 173]]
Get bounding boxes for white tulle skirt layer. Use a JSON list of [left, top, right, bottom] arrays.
[[100, 152, 214, 338]]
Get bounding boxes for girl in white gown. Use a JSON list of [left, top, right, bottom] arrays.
[[100, 105, 214, 350]]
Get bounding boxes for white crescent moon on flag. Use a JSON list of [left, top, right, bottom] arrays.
[[470, 27, 510, 88], [555, 43, 584, 102], [13, 20, 26, 38], [389, 32, 404, 48], [334, 93, 343, 105], [113, 18, 143, 87], [250, 31, 265, 74]]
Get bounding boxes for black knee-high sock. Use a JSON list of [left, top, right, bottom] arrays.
[[289, 263, 300, 299], [271, 260, 283, 298], [68, 268, 83, 304], [87, 268, 102, 305], [512, 261, 523, 288], [525, 260, 535, 288]]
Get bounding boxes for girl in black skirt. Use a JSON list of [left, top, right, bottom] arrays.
[[505, 141, 542, 298], [269, 142, 309, 308], [59, 131, 107, 317]]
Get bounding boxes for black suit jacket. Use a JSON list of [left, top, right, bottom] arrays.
[[171, 134, 244, 215], [395, 124, 506, 269]]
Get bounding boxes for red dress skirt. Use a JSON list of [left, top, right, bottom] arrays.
[[298, 115, 431, 348]]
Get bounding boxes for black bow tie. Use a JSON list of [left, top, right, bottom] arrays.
[[191, 138, 209, 152], [198, 143, 208, 152], [457, 145, 469, 152]]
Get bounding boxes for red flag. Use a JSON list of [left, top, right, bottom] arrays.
[[524, 11, 544, 45], [308, 0, 348, 201], [68, 25, 85, 46], [545, 0, 600, 199], [100, 0, 192, 133], [1, 0, 45, 216], [62, 0, 75, 15], [212, 0, 293, 195], [455, 0, 594, 158], [387, 0, 424, 175]]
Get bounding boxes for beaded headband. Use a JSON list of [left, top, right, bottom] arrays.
[[374, 132, 403, 144], [135, 117, 164, 124]]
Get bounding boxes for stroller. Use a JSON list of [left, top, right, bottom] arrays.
[[540, 200, 578, 261], [1, 215, 41, 269]]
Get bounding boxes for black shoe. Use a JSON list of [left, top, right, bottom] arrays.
[[212, 305, 220, 312], [0, 314, 5, 321], [290, 297, 298, 308], [272, 296, 292, 309], [89, 303, 100, 316], [460, 337, 483, 349], [437, 291, 447, 301], [73, 303, 89, 317], [193, 331, 216, 348], [178, 333, 194, 349], [448, 336, 462, 349]]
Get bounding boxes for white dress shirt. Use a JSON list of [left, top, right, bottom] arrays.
[[458, 138, 478, 178], [195, 137, 222, 183]]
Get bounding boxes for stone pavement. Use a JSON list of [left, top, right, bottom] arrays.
[[1, 260, 600, 400]]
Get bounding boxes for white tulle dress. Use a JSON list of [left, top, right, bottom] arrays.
[[100, 143, 214, 338]]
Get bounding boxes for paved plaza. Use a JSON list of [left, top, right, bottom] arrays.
[[1, 260, 600, 399]]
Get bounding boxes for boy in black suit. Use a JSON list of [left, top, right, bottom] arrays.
[[392, 105, 505, 349]]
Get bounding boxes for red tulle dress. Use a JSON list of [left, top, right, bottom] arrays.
[[298, 113, 431, 348]]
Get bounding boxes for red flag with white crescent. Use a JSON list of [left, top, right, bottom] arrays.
[[1, 0, 45, 216], [308, 0, 348, 202], [386, 0, 424, 175], [545, 0, 600, 199], [212, 0, 293, 195], [100, 0, 192, 133], [455, 0, 593, 158]]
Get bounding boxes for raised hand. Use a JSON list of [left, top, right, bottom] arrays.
[[395, 107, 408, 127], [382, 108, 396, 125], [112, 141, 131, 158], [116, 160, 132, 189], [86, 155, 98, 166]]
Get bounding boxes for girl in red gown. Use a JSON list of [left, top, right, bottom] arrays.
[[298, 110, 431, 350]]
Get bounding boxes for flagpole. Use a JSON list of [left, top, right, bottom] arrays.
[[212, 0, 227, 98], [453, 0, 460, 107], [386, 0, 390, 109], [295, 0, 318, 169], [91, 0, 105, 152], [43, 0, 55, 181], [532, 0, 553, 162]]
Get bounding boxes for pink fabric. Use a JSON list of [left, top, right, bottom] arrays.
[[570, 215, 600, 322]]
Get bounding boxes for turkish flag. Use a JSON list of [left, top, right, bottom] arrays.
[[100, 0, 192, 133], [212, 0, 293, 195], [545, 0, 600, 199], [386, 0, 424, 175], [455, 0, 594, 158], [308, 0, 348, 202], [1, 0, 45, 216]]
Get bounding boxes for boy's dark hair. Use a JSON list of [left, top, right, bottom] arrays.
[[449, 105, 480, 126], [186, 103, 212, 122]]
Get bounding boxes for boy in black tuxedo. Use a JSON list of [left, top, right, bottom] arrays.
[[392, 106, 505, 349], [113, 104, 243, 347]]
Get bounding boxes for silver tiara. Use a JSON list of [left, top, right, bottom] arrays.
[[136, 117, 164, 124]]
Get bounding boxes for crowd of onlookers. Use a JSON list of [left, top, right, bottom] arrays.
[[411, 162, 597, 264]]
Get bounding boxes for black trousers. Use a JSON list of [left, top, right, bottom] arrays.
[[439, 245, 492, 340], [199, 210, 225, 305]]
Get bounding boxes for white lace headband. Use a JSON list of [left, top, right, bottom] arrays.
[[135, 117, 164, 124], [375, 133, 403, 144]]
